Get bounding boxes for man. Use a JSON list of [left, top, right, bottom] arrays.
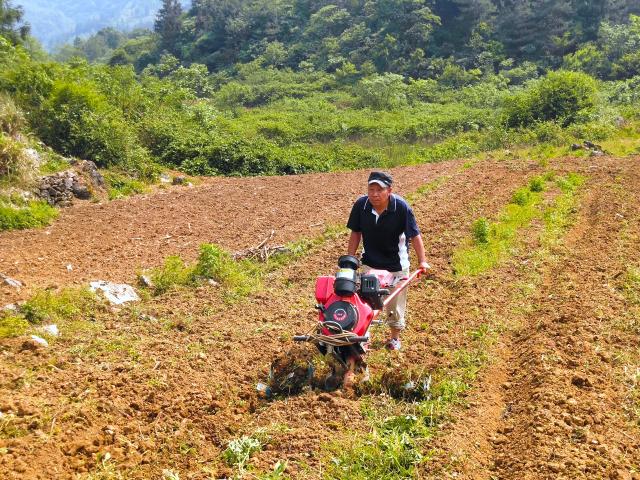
[[346, 171, 429, 351]]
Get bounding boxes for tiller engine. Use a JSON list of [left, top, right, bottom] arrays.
[[294, 255, 428, 389]]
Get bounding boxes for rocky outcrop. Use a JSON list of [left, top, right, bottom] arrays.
[[37, 160, 105, 207]]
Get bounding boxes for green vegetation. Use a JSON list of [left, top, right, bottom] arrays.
[[21, 287, 99, 324], [454, 173, 585, 277], [0, 196, 58, 231], [0, 314, 29, 338], [541, 173, 586, 247], [0, 287, 100, 339], [453, 181, 546, 276], [149, 243, 260, 297], [2, 5, 640, 189], [327, 329, 492, 479], [223, 435, 263, 470]]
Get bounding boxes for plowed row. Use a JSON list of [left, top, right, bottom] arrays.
[[1, 155, 639, 479]]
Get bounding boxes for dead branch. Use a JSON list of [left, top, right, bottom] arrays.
[[233, 230, 290, 262]]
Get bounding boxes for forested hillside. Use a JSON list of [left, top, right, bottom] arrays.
[[92, 0, 640, 81], [15, 0, 163, 50]]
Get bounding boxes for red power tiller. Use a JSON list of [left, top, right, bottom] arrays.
[[293, 255, 429, 389]]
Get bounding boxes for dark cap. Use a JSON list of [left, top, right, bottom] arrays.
[[368, 171, 393, 188]]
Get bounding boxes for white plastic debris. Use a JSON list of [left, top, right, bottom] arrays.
[[2, 304, 18, 312], [41, 324, 59, 337], [66, 264, 73, 272], [159, 173, 172, 184], [89, 281, 140, 305], [30, 335, 49, 347]]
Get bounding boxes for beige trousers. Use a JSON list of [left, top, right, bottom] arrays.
[[362, 265, 410, 330]]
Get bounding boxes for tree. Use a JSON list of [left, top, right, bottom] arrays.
[[0, 0, 29, 44], [155, 0, 183, 56]]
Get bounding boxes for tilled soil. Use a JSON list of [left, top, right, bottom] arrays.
[[1, 155, 639, 479], [0, 162, 459, 304]]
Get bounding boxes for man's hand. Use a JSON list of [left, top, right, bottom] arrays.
[[419, 261, 431, 273]]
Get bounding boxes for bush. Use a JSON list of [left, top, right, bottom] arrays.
[[503, 71, 598, 128], [36, 80, 153, 174], [355, 73, 408, 110]]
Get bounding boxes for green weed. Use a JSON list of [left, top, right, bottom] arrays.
[[0, 315, 29, 338], [103, 170, 149, 200], [471, 218, 490, 244], [452, 173, 582, 276], [0, 198, 58, 231], [21, 288, 99, 324], [223, 435, 263, 471]]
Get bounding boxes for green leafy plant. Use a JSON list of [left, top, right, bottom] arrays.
[[223, 435, 262, 470], [472, 217, 490, 244]]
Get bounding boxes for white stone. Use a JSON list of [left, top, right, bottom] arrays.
[[90, 281, 140, 305], [41, 324, 59, 337], [30, 335, 49, 347]]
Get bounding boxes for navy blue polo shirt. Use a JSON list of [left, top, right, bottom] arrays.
[[347, 194, 420, 272]]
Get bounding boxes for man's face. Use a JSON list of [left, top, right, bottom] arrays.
[[368, 182, 391, 210]]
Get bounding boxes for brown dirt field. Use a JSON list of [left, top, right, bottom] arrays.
[[1, 155, 640, 479], [0, 161, 459, 304]]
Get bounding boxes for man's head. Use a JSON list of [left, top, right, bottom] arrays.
[[367, 171, 392, 210]]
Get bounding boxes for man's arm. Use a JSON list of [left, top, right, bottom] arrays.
[[410, 234, 430, 271], [347, 231, 362, 256]]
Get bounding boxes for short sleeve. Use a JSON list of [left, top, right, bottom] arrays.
[[347, 197, 363, 232], [405, 205, 420, 239]]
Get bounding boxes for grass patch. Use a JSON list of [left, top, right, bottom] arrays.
[[103, 170, 149, 200], [0, 197, 58, 231], [0, 315, 30, 338], [21, 287, 99, 325], [452, 179, 546, 276], [327, 330, 493, 479], [453, 173, 584, 276], [541, 173, 586, 247], [148, 243, 260, 298]]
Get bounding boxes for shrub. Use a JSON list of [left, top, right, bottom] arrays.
[[355, 73, 408, 110], [36, 80, 154, 174], [503, 71, 598, 128]]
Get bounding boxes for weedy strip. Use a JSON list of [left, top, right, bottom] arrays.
[[452, 173, 583, 277], [323, 327, 495, 479]]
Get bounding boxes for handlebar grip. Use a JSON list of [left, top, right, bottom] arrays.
[[293, 335, 310, 342], [346, 336, 369, 343]]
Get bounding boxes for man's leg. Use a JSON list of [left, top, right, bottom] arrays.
[[386, 270, 409, 347]]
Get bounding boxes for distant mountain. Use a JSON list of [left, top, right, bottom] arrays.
[[17, 0, 187, 50]]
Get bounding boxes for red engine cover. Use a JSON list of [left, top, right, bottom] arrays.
[[319, 293, 373, 337], [315, 276, 335, 304]]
